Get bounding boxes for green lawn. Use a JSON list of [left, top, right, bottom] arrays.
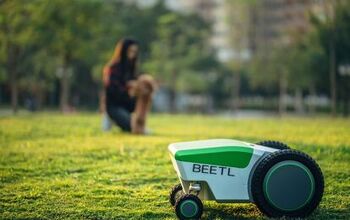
[[0, 113, 349, 219]]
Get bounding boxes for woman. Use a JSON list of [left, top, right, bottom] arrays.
[[102, 38, 156, 134]]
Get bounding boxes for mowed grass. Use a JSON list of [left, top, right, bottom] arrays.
[[0, 113, 349, 219]]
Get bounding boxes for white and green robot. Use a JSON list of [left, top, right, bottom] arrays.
[[168, 139, 324, 219]]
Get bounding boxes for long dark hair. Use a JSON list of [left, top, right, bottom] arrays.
[[106, 38, 139, 76]]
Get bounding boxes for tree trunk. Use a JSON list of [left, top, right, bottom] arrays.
[[278, 72, 288, 116], [345, 94, 350, 117], [99, 89, 106, 113], [33, 85, 44, 110], [294, 88, 304, 114], [10, 73, 18, 114], [60, 54, 71, 112], [169, 70, 177, 113], [329, 36, 337, 116], [60, 68, 69, 112], [169, 88, 176, 113], [308, 85, 316, 114], [7, 43, 19, 114], [342, 78, 350, 117], [232, 71, 241, 112]]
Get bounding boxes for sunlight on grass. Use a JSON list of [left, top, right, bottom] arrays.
[[1, 113, 349, 219]]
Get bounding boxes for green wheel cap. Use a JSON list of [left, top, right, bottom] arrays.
[[263, 160, 315, 211], [180, 200, 199, 218]]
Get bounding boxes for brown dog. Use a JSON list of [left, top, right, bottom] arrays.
[[129, 74, 157, 134]]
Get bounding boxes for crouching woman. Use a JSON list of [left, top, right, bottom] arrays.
[[102, 38, 156, 134]]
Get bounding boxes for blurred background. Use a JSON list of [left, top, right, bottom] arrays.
[[0, 0, 349, 117]]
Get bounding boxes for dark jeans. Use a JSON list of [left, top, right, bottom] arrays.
[[106, 95, 136, 132], [107, 106, 132, 132]]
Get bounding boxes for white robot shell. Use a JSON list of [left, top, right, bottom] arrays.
[[168, 139, 324, 219], [169, 139, 278, 202]]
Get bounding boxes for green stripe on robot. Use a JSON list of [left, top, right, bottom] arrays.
[[175, 146, 253, 168]]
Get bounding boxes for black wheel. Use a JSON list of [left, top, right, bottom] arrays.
[[251, 149, 324, 218], [256, 140, 290, 150], [175, 194, 203, 220], [169, 183, 184, 206]]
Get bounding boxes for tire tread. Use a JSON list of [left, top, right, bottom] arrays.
[[256, 140, 290, 150], [251, 149, 324, 218], [169, 183, 183, 206]]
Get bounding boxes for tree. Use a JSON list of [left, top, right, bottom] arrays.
[[313, 0, 350, 116], [225, 0, 257, 111], [144, 12, 216, 112], [0, 0, 220, 112], [0, 0, 37, 113], [31, 0, 102, 111]]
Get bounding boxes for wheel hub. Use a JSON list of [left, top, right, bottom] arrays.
[[263, 160, 315, 211], [180, 200, 199, 218]]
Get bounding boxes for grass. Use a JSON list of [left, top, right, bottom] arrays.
[[0, 113, 349, 219]]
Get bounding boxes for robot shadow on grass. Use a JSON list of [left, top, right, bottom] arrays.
[[203, 205, 327, 220], [203, 204, 261, 220]]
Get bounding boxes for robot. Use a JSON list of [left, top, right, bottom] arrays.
[[168, 139, 324, 219]]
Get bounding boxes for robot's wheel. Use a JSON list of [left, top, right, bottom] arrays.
[[169, 183, 184, 206], [256, 140, 290, 150], [251, 149, 324, 218], [174, 194, 203, 220]]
